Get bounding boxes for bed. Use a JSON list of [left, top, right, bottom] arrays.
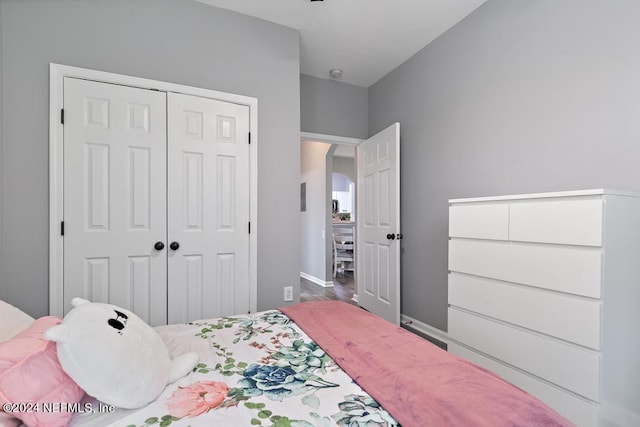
[[1, 300, 571, 426]]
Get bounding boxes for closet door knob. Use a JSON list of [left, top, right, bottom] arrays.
[[396, 233, 404, 240], [154, 242, 165, 251], [386, 233, 396, 240], [169, 241, 180, 251]]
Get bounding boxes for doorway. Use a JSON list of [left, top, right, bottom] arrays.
[[299, 133, 361, 305], [329, 146, 356, 299], [299, 124, 401, 324], [300, 275, 356, 305]]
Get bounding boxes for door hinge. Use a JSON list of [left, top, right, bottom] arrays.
[[60, 109, 64, 124], [248, 222, 251, 234], [60, 221, 65, 236], [248, 132, 251, 144]]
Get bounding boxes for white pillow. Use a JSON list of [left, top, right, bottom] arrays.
[[0, 300, 34, 342]]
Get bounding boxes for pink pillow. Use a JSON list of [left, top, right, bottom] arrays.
[[0, 316, 85, 427]]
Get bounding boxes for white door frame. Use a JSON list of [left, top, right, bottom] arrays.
[[49, 63, 258, 317], [300, 131, 363, 300]]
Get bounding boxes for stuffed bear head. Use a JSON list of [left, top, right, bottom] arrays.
[[45, 298, 197, 409]]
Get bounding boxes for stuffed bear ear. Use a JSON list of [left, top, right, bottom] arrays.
[[70, 297, 91, 307], [44, 324, 69, 343]]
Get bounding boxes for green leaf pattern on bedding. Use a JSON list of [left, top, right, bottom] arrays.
[[126, 310, 397, 427]]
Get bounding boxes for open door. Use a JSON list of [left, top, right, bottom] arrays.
[[357, 123, 401, 324]]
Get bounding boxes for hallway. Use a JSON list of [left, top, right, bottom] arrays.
[[300, 274, 357, 306]]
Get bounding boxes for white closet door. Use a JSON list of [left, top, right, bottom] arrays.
[[63, 78, 167, 325], [167, 93, 250, 323]]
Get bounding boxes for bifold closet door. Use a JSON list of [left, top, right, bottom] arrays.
[[63, 78, 168, 326], [167, 93, 250, 323]]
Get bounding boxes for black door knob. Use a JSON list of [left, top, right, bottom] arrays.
[[397, 233, 404, 240], [169, 241, 180, 251], [154, 241, 165, 251], [386, 233, 396, 240]]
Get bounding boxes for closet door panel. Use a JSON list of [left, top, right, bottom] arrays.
[[167, 93, 250, 323], [63, 77, 167, 326]]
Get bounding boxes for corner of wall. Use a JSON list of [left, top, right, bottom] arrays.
[[0, 1, 5, 301], [600, 402, 640, 427]]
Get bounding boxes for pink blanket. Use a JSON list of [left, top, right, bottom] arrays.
[[280, 301, 572, 427]]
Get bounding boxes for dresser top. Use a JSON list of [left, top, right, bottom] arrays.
[[449, 189, 640, 204]]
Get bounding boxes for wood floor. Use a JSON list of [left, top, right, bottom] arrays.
[[300, 273, 357, 306]]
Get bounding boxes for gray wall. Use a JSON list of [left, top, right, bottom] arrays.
[[300, 141, 332, 283], [301, 74, 368, 139], [369, 0, 640, 330], [0, 3, 4, 310], [0, 0, 301, 316], [333, 156, 356, 185]]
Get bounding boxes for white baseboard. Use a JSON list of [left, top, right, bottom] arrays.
[[300, 272, 334, 288], [351, 293, 358, 303], [400, 313, 450, 345]]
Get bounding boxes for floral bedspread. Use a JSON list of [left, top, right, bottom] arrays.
[[73, 310, 397, 427]]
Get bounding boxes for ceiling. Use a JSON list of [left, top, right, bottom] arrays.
[[196, 0, 487, 88]]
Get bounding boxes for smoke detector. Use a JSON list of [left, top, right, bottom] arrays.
[[329, 69, 343, 79]]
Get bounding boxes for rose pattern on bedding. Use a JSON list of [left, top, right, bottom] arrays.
[[124, 310, 397, 427], [166, 381, 229, 417]]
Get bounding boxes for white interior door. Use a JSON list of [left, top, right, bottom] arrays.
[[357, 122, 401, 324], [167, 93, 251, 323], [63, 78, 168, 325]]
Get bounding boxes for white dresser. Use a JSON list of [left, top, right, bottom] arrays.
[[447, 189, 640, 427]]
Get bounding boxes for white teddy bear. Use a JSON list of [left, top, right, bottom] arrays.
[[45, 298, 198, 409]]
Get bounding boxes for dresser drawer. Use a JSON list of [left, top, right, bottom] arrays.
[[448, 239, 602, 298], [449, 342, 598, 427], [449, 203, 509, 240], [449, 308, 600, 401], [509, 198, 603, 246], [448, 273, 601, 349]]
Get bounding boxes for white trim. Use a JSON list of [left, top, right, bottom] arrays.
[[301, 131, 363, 146], [300, 272, 334, 288], [351, 293, 359, 303], [449, 188, 640, 204], [49, 65, 65, 317], [400, 314, 451, 345], [49, 63, 258, 317]]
